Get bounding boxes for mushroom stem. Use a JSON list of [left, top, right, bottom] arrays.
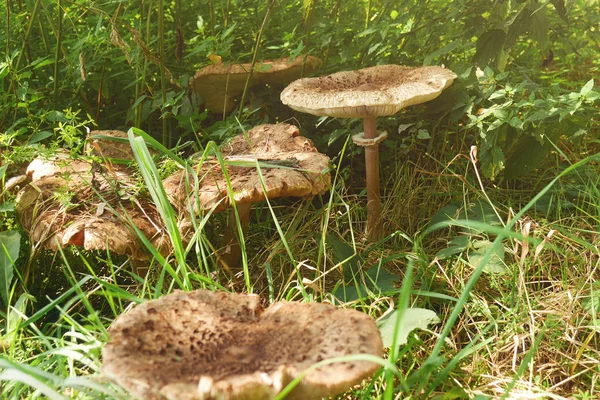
[[221, 202, 252, 268], [363, 116, 383, 240]]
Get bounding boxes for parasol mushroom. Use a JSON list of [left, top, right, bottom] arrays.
[[15, 132, 170, 272], [102, 289, 383, 400], [191, 56, 322, 114], [163, 123, 331, 267], [280, 65, 457, 240]]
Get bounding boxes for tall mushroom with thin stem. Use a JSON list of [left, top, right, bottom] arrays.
[[280, 65, 456, 240]]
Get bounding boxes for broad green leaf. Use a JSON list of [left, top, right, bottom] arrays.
[[469, 240, 506, 274], [378, 308, 440, 349], [431, 387, 470, 400], [474, 29, 506, 69], [0, 203, 15, 212], [580, 79, 594, 97], [0, 165, 7, 180], [424, 41, 461, 65], [531, 7, 549, 49], [417, 129, 431, 140], [28, 130, 53, 144], [436, 235, 470, 259], [504, 133, 553, 180], [334, 266, 400, 302], [0, 231, 20, 305], [327, 233, 362, 282], [428, 204, 460, 227], [551, 0, 569, 22]]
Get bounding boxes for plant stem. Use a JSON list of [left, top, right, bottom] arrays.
[[221, 202, 252, 268], [363, 116, 383, 240], [53, 0, 63, 107], [239, 0, 277, 114], [15, 0, 40, 73], [158, 0, 168, 146]]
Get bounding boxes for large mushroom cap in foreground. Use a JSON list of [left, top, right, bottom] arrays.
[[102, 290, 383, 400], [15, 150, 170, 260], [191, 56, 322, 113], [280, 65, 457, 118], [162, 123, 331, 214]]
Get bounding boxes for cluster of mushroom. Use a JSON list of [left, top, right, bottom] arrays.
[[102, 289, 383, 400], [14, 125, 332, 269], [190, 58, 456, 240], [163, 123, 332, 267]]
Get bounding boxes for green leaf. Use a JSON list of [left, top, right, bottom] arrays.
[[551, 0, 569, 22], [530, 7, 550, 49], [424, 41, 461, 65], [436, 235, 470, 259], [378, 308, 440, 349], [0, 203, 15, 212], [428, 204, 460, 227], [0, 165, 7, 180], [0, 231, 21, 305], [469, 240, 506, 274], [417, 129, 431, 140], [580, 79, 594, 97], [504, 133, 553, 180], [28, 130, 53, 144], [327, 233, 362, 282], [431, 387, 470, 400], [474, 29, 506, 69], [334, 265, 400, 302]]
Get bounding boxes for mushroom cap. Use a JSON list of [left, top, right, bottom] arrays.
[[102, 290, 383, 400], [280, 64, 457, 118], [86, 130, 135, 160], [15, 151, 170, 260], [191, 56, 322, 113], [162, 123, 331, 214]]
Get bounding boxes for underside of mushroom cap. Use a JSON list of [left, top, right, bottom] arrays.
[[280, 64, 457, 118], [15, 151, 170, 260], [102, 290, 384, 400], [162, 123, 331, 214], [191, 56, 322, 113]]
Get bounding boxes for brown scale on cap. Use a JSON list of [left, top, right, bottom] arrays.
[[162, 123, 331, 215], [15, 144, 170, 262], [102, 290, 384, 400], [162, 123, 331, 268], [191, 56, 322, 114]]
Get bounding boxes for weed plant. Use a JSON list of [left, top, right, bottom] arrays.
[[1, 0, 600, 399]]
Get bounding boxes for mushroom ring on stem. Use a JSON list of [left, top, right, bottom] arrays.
[[102, 289, 384, 400], [280, 64, 457, 240]]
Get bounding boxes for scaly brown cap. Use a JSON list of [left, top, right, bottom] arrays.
[[102, 290, 383, 400], [191, 56, 322, 113], [15, 151, 170, 260], [280, 64, 457, 118], [162, 123, 331, 214]]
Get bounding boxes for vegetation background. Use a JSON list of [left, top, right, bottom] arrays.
[[1, 0, 600, 398]]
